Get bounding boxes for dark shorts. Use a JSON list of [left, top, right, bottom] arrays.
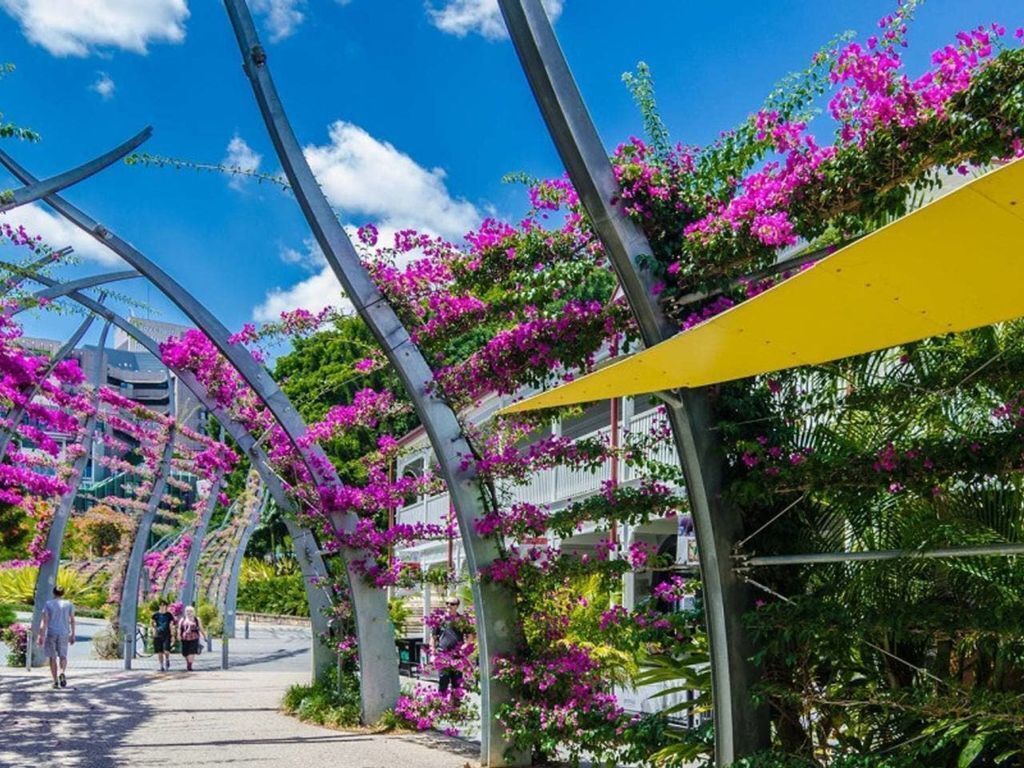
[[153, 632, 172, 653], [181, 639, 200, 657]]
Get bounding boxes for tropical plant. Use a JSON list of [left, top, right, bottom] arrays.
[[0, 566, 103, 608]]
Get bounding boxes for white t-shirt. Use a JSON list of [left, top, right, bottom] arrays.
[[43, 598, 74, 637]]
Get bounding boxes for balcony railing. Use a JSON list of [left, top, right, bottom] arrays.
[[396, 409, 679, 526]]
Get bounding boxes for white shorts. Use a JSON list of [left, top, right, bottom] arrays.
[[44, 634, 69, 659]]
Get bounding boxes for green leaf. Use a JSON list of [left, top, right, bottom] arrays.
[[959, 735, 988, 768]]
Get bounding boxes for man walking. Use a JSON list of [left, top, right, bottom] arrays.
[[151, 601, 175, 671], [38, 586, 75, 689], [430, 596, 467, 697]]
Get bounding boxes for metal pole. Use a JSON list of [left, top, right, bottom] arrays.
[[0, 128, 150, 213], [244, 615, 249, 639], [221, 632, 229, 669], [120, 426, 177, 670], [180, 473, 226, 606], [496, 2, 769, 760], [222, 484, 265, 639], [741, 543, 1024, 567], [26, 320, 112, 668], [283, 516, 336, 682], [221, 5, 525, 755]]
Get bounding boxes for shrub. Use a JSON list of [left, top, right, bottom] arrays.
[[282, 667, 361, 729], [0, 567, 102, 608], [2, 623, 27, 666], [92, 624, 122, 660], [0, 603, 15, 630], [238, 571, 308, 616], [197, 601, 223, 636]]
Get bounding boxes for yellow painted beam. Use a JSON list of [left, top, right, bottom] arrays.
[[501, 158, 1024, 414]]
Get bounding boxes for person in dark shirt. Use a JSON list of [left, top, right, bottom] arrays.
[[151, 602, 175, 671], [431, 597, 467, 696]]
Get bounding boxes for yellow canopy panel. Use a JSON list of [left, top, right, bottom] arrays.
[[501, 158, 1024, 414]]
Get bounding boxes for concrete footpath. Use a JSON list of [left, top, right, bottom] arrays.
[[0, 621, 475, 768]]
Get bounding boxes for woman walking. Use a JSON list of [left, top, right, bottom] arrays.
[[177, 605, 203, 672]]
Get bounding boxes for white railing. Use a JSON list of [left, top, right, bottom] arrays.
[[396, 408, 680, 522]]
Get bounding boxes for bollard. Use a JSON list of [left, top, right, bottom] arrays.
[[221, 634, 229, 670], [206, 634, 213, 653], [244, 616, 249, 639]]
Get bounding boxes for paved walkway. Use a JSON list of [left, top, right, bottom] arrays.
[[0, 620, 476, 768]]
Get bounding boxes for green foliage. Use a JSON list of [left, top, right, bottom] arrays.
[[282, 666, 362, 728], [388, 597, 411, 634], [274, 315, 416, 483], [623, 62, 672, 159], [0, 603, 15, 629], [237, 560, 309, 616], [0, 502, 29, 561], [197, 601, 223, 636], [0, 567, 103, 608]]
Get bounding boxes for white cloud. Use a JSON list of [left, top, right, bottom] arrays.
[[254, 265, 347, 322], [1, 204, 126, 267], [222, 135, 263, 190], [426, 0, 563, 40], [0, 0, 189, 57], [252, 0, 305, 42], [254, 122, 481, 322], [278, 237, 325, 273], [90, 71, 115, 100], [305, 121, 479, 239]]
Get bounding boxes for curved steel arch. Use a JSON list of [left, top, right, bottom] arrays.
[[180, 472, 226, 607], [496, 2, 768, 761], [120, 424, 177, 669], [20, 273, 338, 682], [223, 485, 268, 638], [25, 319, 112, 668], [222, 3, 526, 762], [0, 149, 398, 721], [0, 128, 151, 213]]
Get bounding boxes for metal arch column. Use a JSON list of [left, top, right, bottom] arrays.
[[18, 276, 338, 685], [282, 515, 336, 679], [180, 472, 226, 607], [0, 303, 102, 462], [223, 488, 268, 639], [496, 1, 768, 761], [25, 319, 112, 668], [119, 425, 177, 670], [0, 128, 151, 212], [221, 4, 526, 762], [0, 153, 399, 724]]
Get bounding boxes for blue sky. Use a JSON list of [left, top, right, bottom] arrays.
[[1, 0, 1021, 349]]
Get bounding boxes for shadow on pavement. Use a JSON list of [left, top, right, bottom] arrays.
[[0, 672, 154, 768]]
